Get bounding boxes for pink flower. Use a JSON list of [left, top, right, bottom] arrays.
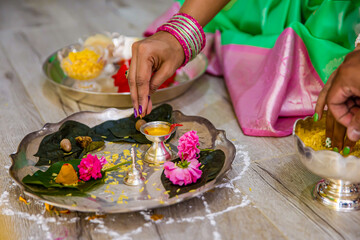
[[164, 158, 202, 186], [78, 154, 107, 181], [98, 156, 107, 167], [177, 131, 200, 160]]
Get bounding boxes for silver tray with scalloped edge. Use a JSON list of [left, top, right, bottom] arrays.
[[9, 108, 235, 213]]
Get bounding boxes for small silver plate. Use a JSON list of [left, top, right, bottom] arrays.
[[42, 42, 208, 108], [10, 108, 235, 213]]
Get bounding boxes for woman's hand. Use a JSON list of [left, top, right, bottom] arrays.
[[128, 31, 185, 117], [315, 47, 360, 153], [128, 0, 231, 117]]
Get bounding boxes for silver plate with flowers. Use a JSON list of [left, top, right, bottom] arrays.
[[9, 107, 235, 213], [43, 33, 208, 108]]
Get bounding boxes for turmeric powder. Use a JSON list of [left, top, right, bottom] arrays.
[[55, 163, 79, 185]]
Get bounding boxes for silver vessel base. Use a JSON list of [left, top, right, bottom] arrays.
[[313, 179, 360, 212]]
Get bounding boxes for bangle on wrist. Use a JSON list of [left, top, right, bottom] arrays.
[[156, 13, 206, 66]]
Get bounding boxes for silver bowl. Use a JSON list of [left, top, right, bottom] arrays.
[[293, 112, 360, 211], [43, 39, 208, 108], [140, 121, 176, 165]]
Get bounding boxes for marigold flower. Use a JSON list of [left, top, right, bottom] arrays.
[[61, 48, 104, 80]]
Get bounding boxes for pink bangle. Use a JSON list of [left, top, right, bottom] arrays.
[[157, 25, 191, 66], [156, 12, 206, 66], [175, 13, 206, 51], [163, 22, 195, 60], [168, 19, 201, 54], [172, 16, 204, 52]]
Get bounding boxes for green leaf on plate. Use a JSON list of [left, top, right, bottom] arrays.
[[22, 159, 105, 195], [142, 103, 173, 122], [34, 104, 173, 166], [161, 149, 225, 198], [92, 104, 173, 143], [34, 121, 104, 166], [79, 141, 105, 159], [23, 160, 132, 196]]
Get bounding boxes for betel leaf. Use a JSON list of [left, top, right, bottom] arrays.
[[23, 177, 104, 197], [161, 149, 225, 198], [79, 141, 105, 159], [109, 118, 139, 141], [143, 103, 173, 122], [197, 150, 225, 182], [23, 159, 81, 188], [34, 104, 173, 166], [34, 121, 104, 166], [92, 117, 136, 142], [22, 159, 105, 195], [92, 104, 173, 143]]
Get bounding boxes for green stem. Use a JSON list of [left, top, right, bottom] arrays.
[[104, 161, 132, 172], [200, 149, 214, 152]]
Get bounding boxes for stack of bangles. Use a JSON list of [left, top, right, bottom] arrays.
[[156, 13, 206, 66]]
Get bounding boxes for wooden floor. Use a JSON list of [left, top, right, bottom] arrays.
[[0, 0, 359, 239]]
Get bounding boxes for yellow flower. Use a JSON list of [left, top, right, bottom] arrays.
[[61, 48, 104, 80]]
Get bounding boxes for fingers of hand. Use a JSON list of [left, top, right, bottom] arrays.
[[129, 42, 140, 116], [315, 70, 337, 120], [332, 121, 346, 151], [326, 66, 360, 127], [326, 110, 354, 152], [315, 88, 327, 120], [347, 111, 360, 141], [149, 63, 176, 95], [129, 41, 157, 118], [326, 110, 334, 140], [135, 46, 154, 117], [146, 97, 153, 115]]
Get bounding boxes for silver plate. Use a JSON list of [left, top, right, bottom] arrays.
[[10, 108, 235, 213], [42, 44, 208, 108]]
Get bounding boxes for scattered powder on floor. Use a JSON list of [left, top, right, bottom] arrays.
[[201, 195, 221, 240]]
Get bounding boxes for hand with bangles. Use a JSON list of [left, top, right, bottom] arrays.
[[128, 0, 230, 118], [128, 31, 185, 117], [315, 45, 360, 155]]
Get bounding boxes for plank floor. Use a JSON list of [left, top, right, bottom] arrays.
[[0, 0, 358, 239]]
